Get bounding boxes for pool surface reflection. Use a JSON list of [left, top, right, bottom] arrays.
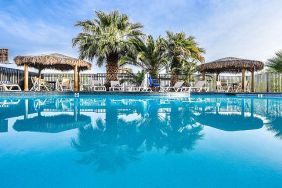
[[0, 95, 282, 187]]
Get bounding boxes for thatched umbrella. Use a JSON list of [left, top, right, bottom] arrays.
[[197, 57, 264, 92], [14, 53, 91, 92], [195, 113, 263, 131], [13, 114, 91, 133]]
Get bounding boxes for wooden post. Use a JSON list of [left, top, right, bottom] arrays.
[[216, 72, 219, 91], [24, 64, 29, 91], [242, 68, 246, 92], [74, 65, 78, 92], [78, 68, 80, 92], [216, 72, 220, 81], [251, 70, 255, 92], [201, 71, 206, 81]]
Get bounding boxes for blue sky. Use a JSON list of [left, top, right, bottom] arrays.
[[1, 0, 282, 72]]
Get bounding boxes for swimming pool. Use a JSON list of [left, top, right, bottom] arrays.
[[0, 94, 282, 188]]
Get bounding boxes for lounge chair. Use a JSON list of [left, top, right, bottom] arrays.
[[182, 81, 208, 92], [216, 81, 231, 92], [58, 78, 72, 91], [126, 80, 152, 92], [89, 80, 106, 91], [139, 80, 152, 92], [235, 81, 250, 92], [0, 81, 21, 91], [160, 81, 184, 92], [109, 81, 124, 91], [30, 77, 49, 91], [148, 76, 160, 87]]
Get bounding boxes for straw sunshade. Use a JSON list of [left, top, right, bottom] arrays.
[[14, 53, 91, 71], [196, 113, 263, 131], [197, 57, 264, 73]]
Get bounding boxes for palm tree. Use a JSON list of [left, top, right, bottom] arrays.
[[120, 69, 145, 86], [166, 31, 205, 85], [73, 11, 143, 84], [120, 35, 168, 79], [267, 51, 282, 72], [178, 59, 198, 84]]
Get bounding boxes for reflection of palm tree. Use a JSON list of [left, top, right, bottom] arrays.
[[72, 98, 204, 172], [266, 117, 282, 139], [165, 101, 203, 153], [72, 118, 142, 172]]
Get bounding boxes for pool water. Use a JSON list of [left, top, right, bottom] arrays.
[[0, 94, 282, 188]]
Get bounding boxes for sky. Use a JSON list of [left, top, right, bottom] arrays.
[[1, 0, 282, 72]]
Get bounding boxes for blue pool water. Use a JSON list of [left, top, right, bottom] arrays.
[[0, 94, 282, 188]]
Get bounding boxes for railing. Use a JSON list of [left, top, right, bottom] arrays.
[[0, 66, 36, 84], [43, 72, 282, 92], [1, 65, 282, 92]]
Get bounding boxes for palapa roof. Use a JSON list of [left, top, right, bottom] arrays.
[[14, 53, 91, 71], [197, 57, 264, 73]]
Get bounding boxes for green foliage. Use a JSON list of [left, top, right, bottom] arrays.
[[165, 31, 205, 74], [120, 70, 145, 86], [175, 60, 198, 83], [120, 35, 169, 79], [72, 10, 144, 66], [267, 51, 282, 72]]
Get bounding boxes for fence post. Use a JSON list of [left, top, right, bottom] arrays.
[[266, 72, 269, 92]]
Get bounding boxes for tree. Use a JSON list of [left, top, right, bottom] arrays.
[[267, 51, 282, 72], [178, 59, 198, 84], [120, 69, 145, 86], [73, 11, 143, 84], [120, 35, 168, 79], [166, 31, 205, 85]]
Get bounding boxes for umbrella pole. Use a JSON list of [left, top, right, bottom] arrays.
[[241, 68, 246, 92], [24, 64, 29, 91], [74, 65, 78, 92], [251, 70, 255, 92]]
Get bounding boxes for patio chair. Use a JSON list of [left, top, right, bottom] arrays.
[[216, 81, 231, 92], [0, 81, 21, 91], [30, 77, 49, 91], [148, 76, 160, 87], [58, 78, 72, 91], [139, 80, 152, 92], [182, 81, 208, 92], [126, 80, 152, 92], [235, 81, 250, 92], [90, 80, 106, 91], [160, 81, 185, 92], [109, 81, 124, 91]]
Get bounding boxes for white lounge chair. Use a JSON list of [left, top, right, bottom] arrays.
[[30, 77, 49, 91], [182, 81, 208, 92], [109, 81, 124, 91], [235, 81, 250, 92], [90, 80, 106, 91], [216, 81, 231, 92], [160, 81, 185, 92], [139, 80, 152, 92], [58, 78, 72, 91], [0, 81, 21, 91]]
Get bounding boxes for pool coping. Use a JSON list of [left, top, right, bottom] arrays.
[[1, 91, 282, 98]]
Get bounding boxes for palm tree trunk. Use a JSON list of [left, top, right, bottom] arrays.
[[170, 58, 180, 86], [106, 54, 119, 83], [170, 72, 179, 86]]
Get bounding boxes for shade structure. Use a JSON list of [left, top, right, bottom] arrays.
[[196, 113, 263, 131], [13, 114, 91, 133], [197, 57, 264, 92], [14, 53, 92, 91]]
